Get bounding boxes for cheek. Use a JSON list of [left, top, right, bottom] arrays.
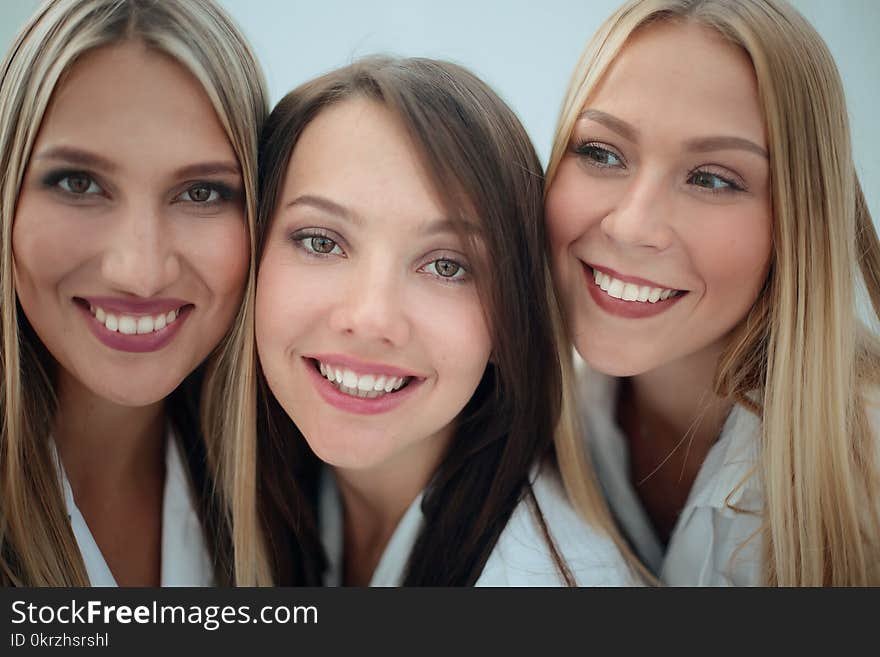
[[12, 196, 89, 295], [411, 286, 492, 389], [690, 208, 772, 305], [185, 217, 250, 299]]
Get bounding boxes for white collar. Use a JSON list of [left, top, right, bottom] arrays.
[[53, 426, 214, 586], [575, 358, 763, 574], [319, 469, 425, 586]]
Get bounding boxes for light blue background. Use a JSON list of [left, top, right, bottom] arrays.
[[2, 0, 878, 220]]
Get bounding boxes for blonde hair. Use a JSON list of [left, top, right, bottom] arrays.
[[0, 0, 267, 586], [548, 0, 880, 585]]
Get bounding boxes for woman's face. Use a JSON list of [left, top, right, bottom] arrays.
[[256, 98, 492, 475], [13, 41, 249, 407], [546, 21, 773, 377]]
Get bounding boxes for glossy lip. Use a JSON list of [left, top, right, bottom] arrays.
[[303, 356, 426, 416], [582, 262, 687, 319], [74, 298, 193, 353], [588, 263, 681, 292], [306, 352, 423, 379], [80, 296, 190, 315]]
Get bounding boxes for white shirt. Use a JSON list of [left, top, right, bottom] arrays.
[[575, 362, 764, 586], [54, 429, 214, 586], [319, 463, 638, 586]]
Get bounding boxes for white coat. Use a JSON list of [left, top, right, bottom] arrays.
[[54, 429, 214, 586], [575, 363, 764, 586], [319, 462, 638, 586]]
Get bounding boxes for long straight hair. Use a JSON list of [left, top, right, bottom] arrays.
[[0, 0, 267, 586], [242, 56, 577, 585], [547, 0, 880, 585]]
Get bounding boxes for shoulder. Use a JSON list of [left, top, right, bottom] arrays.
[[476, 463, 639, 586]]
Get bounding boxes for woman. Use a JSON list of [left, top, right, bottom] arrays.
[[0, 0, 267, 586], [545, 0, 880, 585], [239, 56, 634, 586]]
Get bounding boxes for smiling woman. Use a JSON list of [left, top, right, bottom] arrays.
[[0, 0, 267, 586], [546, 0, 880, 585], [238, 56, 637, 586]]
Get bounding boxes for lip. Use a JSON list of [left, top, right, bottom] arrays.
[[303, 356, 425, 416], [306, 352, 423, 379], [588, 263, 680, 292], [75, 299, 192, 353], [583, 262, 686, 319], [79, 296, 191, 315]]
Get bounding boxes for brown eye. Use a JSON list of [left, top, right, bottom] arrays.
[[57, 173, 100, 195], [310, 236, 337, 254], [186, 184, 217, 203]]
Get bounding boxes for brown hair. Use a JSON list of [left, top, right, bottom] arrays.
[[249, 56, 574, 585]]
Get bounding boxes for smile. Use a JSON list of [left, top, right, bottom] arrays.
[[88, 303, 183, 334], [583, 264, 686, 320], [316, 360, 411, 398], [304, 355, 424, 415], [591, 267, 682, 304], [75, 297, 193, 353]]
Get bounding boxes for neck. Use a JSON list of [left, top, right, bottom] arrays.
[[629, 339, 733, 452], [52, 369, 166, 499], [333, 422, 453, 585]]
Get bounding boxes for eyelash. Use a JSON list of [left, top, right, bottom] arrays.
[[288, 229, 470, 283], [41, 169, 239, 207], [685, 167, 746, 194], [572, 140, 747, 194], [289, 228, 347, 258], [573, 140, 626, 169]]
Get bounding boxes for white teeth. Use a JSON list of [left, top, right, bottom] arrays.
[[591, 269, 679, 304], [622, 283, 639, 301], [89, 304, 183, 334], [316, 362, 410, 398], [607, 278, 624, 298]]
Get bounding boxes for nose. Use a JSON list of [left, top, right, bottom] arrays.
[[600, 170, 675, 251], [328, 257, 412, 348], [101, 201, 180, 297]]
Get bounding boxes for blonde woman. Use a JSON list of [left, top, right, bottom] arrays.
[[0, 0, 267, 586], [546, 0, 880, 585]]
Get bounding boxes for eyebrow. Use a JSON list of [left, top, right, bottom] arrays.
[[285, 194, 481, 236], [34, 146, 118, 173], [578, 108, 768, 158], [683, 135, 768, 159], [34, 146, 242, 178], [286, 194, 363, 226], [579, 109, 639, 143]]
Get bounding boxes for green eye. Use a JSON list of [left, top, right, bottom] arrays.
[[690, 171, 729, 189], [309, 236, 337, 254], [575, 143, 623, 168]]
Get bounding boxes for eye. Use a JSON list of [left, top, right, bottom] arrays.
[[421, 258, 468, 282], [53, 172, 102, 196], [687, 169, 744, 193], [176, 183, 233, 204], [290, 230, 346, 257], [573, 141, 625, 169]]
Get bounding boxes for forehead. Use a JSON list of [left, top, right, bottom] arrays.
[[36, 40, 235, 167], [589, 20, 765, 145], [283, 97, 446, 225]]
